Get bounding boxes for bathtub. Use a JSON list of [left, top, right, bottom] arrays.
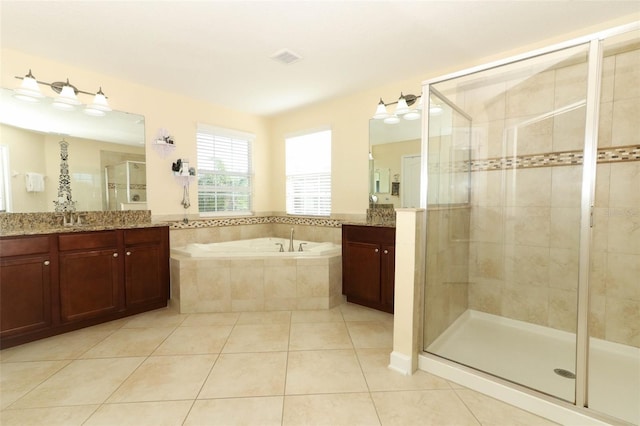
[[171, 237, 341, 258], [170, 238, 343, 313]]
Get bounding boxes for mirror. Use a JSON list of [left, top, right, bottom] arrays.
[[0, 87, 146, 213], [369, 117, 421, 208]]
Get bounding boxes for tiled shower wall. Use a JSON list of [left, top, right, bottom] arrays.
[[464, 46, 639, 347]]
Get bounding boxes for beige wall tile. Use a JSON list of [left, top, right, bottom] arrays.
[[613, 49, 640, 101], [505, 168, 551, 207], [505, 206, 550, 247], [608, 209, 640, 255], [605, 297, 640, 347], [502, 283, 549, 326], [548, 288, 578, 333], [504, 245, 549, 287], [549, 247, 579, 290], [505, 69, 555, 118]]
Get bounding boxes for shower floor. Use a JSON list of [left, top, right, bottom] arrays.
[[426, 310, 640, 424]]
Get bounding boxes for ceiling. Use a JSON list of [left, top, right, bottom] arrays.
[[1, 1, 638, 117]]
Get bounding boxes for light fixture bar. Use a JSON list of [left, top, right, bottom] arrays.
[[14, 69, 111, 115], [14, 75, 99, 97]]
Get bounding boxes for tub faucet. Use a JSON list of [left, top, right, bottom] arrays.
[[275, 243, 284, 252], [288, 228, 294, 252]]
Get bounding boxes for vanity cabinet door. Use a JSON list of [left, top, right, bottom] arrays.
[[123, 227, 169, 310], [0, 236, 53, 340], [380, 243, 395, 312], [58, 232, 121, 323], [342, 225, 396, 313], [343, 241, 382, 305]]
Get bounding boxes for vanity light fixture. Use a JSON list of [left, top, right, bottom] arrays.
[[373, 92, 421, 124], [14, 69, 112, 115], [13, 69, 45, 102]]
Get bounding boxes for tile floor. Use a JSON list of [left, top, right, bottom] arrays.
[[0, 303, 558, 425]]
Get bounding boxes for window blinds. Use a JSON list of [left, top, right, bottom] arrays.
[[196, 126, 252, 213]]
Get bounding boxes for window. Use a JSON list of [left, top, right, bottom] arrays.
[[197, 124, 253, 215], [285, 129, 331, 216]]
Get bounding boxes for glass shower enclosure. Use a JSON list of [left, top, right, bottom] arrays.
[[422, 25, 639, 425]]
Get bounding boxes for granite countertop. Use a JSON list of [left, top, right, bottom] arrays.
[[0, 222, 170, 238], [0, 211, 168, 238], [341, 221, 396, 228]]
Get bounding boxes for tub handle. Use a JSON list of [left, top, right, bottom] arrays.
[[275, 243, 284, 252], [298, 243, 307, 252]]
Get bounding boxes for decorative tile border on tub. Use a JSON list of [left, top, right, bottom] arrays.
[[169, 215, 343, 229]]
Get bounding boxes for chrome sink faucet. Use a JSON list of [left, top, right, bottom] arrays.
[[288, 227, 294, 252]]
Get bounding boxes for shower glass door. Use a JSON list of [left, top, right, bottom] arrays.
[[587, 29, 640, 425], [424, 42, 592, 402]]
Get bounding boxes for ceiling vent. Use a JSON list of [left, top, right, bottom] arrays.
[[270, 49, 302, 65]]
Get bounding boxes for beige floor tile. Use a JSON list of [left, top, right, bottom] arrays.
[[285, 349, 368, 395], [356, 348, 451, 391], [291, 307, 344, 323], [289, 322, 353, 350], [0, 360, 70, 409], [199, 352, 287, 398], [347, 321, 393, 349], [153, 325, 233, 355], [222, 323, 290, 353], [455, 389, 560, 426], [372, 389, 481, 426], [283, 393, 380, 426], [181, 312, 240, 326], [11, 357, 144, 408], [121, 308, 187, 328], [81, 327, 175, 358], [184, 397, 283, 426], [0, 330, 113, 362], [107, 354, 216, 403], [84, 401, 193, 426], [0, 405, 99, 426], [340, 303, 394, 323], [237, 310, 292, 324]]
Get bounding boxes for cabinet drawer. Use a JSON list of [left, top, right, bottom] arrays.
[[342, 225, 395, 245], [58, 231, 118, 251], [124, 227, 165, 245], [0, 236, 51, 257]]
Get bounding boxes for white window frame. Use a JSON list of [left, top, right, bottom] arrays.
[[196, 124, 254, 216], [285, 128, 332, 216], [0, 145, 11, 213]]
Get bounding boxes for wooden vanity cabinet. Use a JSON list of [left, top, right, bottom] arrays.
[[123, 227, 169, 311], [0, 226, 170, 349], [342, 225, 396, 313], [0, 235, 55, 339]]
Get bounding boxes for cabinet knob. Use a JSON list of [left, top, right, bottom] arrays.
[[43, 260, 50, 266], [113, 253, 119, 257], [375, 248, 379, 253], [384, 249, 389, 254], [126, 251, 132, 256]]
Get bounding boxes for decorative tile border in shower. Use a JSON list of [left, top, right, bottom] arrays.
[[433, 144, 640, 173], [169, 215, 343, 229]]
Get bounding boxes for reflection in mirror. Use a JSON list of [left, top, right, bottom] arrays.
[[373, 168, 390, 193], [0, 87, 145, 213], [369, 117, 421, 208]]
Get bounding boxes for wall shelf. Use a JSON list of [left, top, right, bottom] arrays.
[[150, 141, 176, 158]]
